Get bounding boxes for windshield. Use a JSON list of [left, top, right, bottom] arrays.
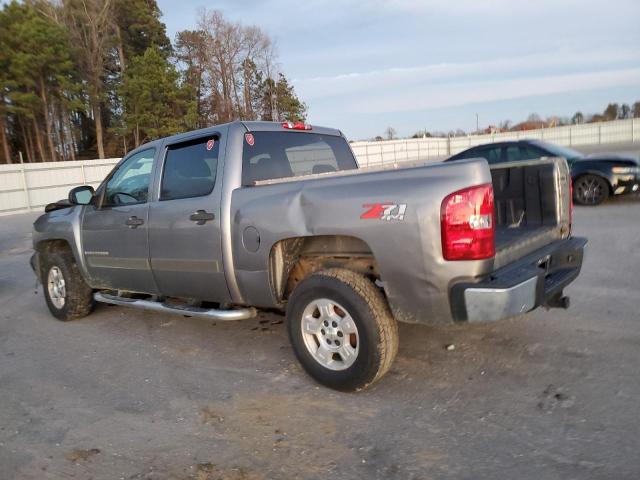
[[537, 141, 584, 161]]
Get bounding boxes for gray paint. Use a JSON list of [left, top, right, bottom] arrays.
[[82, 202, 156, 292], [146, 127, 230, 301], [230, 156, 493, 323]]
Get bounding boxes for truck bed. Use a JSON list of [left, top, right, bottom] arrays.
[[491, 158, 570, 268]]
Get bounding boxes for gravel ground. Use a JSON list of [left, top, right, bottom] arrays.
[[0, 196, 639, 479]]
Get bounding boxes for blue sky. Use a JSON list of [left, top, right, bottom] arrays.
[[157, 0, 640, 140]]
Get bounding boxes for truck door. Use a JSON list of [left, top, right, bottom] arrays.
[[81, 148, 158, 293], [147, 134, 230, 303]]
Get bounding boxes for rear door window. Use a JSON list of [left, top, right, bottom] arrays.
[[505, 145, 522, 161], [452, 147, 481, 160], [160, 137, 219, 200], [475, 146, 502, 164], [242, 132, 357, 185], [519, 146, 543, 160]]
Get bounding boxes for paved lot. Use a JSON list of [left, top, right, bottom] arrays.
[[1, 195, 639, 480]]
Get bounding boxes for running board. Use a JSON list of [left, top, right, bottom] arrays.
[[93, 292, 257, 321]]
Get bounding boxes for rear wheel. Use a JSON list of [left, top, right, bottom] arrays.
[[41, 251, 94, 321], [286, 268, 398, 391], [573, 175, 609, 206]]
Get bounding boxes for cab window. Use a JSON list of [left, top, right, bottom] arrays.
[[160, 137, 219, 201], [103, 149, 155, 206], [242, 132, 357, 185]]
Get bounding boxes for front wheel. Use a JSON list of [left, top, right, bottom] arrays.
[[573, 175, 609, 206], [286, 268, 399, 391], [41, 251, 94, 321]]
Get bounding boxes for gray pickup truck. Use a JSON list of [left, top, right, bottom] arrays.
[[31, 121, 586, 390]]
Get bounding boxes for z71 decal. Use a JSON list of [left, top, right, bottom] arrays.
[[361, 203, 407, 221]]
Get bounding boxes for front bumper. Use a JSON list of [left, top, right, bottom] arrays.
[[450, 236, 587, 322], [612, 173, 640, 195]]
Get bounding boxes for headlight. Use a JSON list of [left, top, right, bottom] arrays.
[[611, 166, 640, 174]]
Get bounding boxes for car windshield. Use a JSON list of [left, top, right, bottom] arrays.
[[537, 142, 583, 161]]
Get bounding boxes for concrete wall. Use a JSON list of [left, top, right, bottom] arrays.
[[1, 118, 638, 215], [0, 159, 120, 216], [351, 118, 639, 167]]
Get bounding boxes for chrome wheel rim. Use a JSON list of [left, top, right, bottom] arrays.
[[576, 177, 604, 204], [47, 266, 66, 309], [301, 298, 359, 371]]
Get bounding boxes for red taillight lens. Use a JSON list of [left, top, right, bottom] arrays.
[[441, 183, 495, 261], [281, 121, 312, 130]]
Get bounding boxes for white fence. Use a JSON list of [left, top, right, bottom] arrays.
[[0, 159, 120, 216], [0, 118, 638, 216], [352, 117, 639, 167]]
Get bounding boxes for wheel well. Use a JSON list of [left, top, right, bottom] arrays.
[[36, 239, 72, 255], [269, 236, 379, 302]]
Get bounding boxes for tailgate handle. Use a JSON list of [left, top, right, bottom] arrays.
[[189, 210, 215, 225], [125, 216, 144, 228]]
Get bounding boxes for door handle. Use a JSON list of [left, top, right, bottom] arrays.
[[189, 210, 215, 225], [125, 216, 144, 228]]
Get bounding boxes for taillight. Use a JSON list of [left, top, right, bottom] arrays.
[[441, 183, 495, 261], [281, 121, 312, 130]]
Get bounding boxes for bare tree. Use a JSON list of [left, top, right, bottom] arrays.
[[385, 127, 397, 140], [175, 30, 208, 126], [187, 9, 277, 125]]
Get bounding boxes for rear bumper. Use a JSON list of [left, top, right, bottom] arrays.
[[450, 236, 587, 322]]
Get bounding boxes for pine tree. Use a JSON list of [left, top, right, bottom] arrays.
[[256, 73, 307, 122], [119, 46, 195, 147], [275, 74, 307, 122], [1, 1, 75, 162], [175, 30, 207, 126], [113, 0, 172, 71]]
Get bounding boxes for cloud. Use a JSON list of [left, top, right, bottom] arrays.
[[346, 67, 640, 113], [294, 48, 640, 101]]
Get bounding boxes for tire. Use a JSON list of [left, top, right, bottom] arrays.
[[573, 174, 610, 206], [41, 250, 94, 321], [286, 268, 399, 391]]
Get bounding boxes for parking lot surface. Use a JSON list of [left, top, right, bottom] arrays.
[[1, 195, 639, 479]]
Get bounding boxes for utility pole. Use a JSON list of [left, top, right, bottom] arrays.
[[476, 113, 479, 134]]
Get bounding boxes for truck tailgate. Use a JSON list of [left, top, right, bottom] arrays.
[[491, 157, 572, 268]]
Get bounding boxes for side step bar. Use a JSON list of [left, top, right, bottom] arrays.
[[94, 292, 257, 321]]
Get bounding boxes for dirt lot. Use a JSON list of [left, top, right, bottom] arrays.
[[1, 195, 639, 479]]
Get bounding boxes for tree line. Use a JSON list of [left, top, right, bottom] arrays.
[[0, 0, 307, 164]]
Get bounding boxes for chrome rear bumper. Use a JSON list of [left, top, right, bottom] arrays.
[[450, 236, 587, 322]]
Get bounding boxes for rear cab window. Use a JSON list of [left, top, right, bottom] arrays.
[[241, 131, 357, 185]]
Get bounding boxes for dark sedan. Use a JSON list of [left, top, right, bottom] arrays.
[[446, 139, 640, 205]]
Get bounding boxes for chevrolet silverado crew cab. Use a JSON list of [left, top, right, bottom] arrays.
[[31, 121, 586, 391]]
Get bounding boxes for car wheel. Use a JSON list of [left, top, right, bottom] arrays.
[[573, 175, 609, 206], [286, 268, 399, 391], [41, 251, 94, 321]]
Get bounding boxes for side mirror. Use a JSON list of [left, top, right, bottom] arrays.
[[68, 185, 95, 205]]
